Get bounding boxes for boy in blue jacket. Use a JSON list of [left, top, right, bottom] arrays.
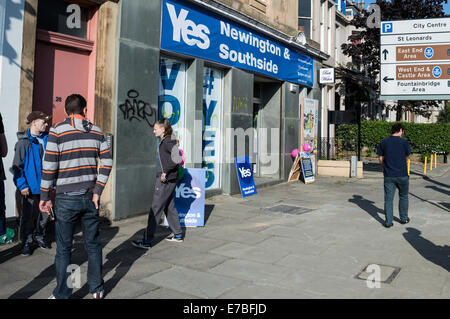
[[11, 111, 51, 256]]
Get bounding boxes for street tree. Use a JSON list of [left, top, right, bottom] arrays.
[[437, 101, 450, 123], [341, 0, 449, 121]]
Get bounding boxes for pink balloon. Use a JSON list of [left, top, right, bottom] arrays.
[[179, 149, 185, 166], [303, 143, 311, 152], [291, 149, 300, 158]]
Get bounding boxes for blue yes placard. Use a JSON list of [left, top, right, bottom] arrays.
[[235, 156, 257, 197], [174, 168, 206, 227]]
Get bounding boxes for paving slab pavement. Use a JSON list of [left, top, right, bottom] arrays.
[[0, 164, 449, 299]]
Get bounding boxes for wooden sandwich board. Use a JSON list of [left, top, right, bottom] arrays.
[[288, 152, 315, 184], [288, 153, 302, 182]]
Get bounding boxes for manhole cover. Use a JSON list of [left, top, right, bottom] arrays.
[[264, 205, 313, 215], [355, 264, 401, 284]]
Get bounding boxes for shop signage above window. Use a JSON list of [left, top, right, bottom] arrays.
[[319, 68, 335, 84], [161, 0, 314, 87]]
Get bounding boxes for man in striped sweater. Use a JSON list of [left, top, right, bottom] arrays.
[[39, 94, 112, 299]]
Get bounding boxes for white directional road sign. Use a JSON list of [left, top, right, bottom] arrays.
[[380, 17, 450, 100]]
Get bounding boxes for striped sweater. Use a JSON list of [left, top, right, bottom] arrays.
[[40, 115, 112, 201]]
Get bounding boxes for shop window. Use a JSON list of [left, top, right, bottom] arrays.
[[250, 0, 267, 13], [335, 0, 346, 14], [254, 83, 263, 99], [0, 0, 5, 50], [37, 0, 89, 39], [298, 0, 312, 38], [298, 19, 311, 39], [0, 0, 5, 82], [298, 0, 311, 16], [158, 57, 186, 150], [202, 67, 223, 190], [335, 93, 340, 110]]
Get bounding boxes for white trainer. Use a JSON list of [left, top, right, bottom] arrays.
[[92, 290, 104, 299]]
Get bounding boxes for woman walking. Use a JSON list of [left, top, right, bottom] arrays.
[[132, 119, 183, 249]]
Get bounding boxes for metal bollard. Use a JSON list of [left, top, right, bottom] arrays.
[[407, 158, 410, 176], [424, 157, 427, 175]]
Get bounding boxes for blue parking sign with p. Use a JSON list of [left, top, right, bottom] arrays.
[[382, 23, 393, 34]]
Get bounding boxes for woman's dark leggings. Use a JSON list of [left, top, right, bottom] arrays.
[[145, 178, 182, 241]]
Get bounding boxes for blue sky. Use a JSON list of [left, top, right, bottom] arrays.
[[363, 0, 450, 14]]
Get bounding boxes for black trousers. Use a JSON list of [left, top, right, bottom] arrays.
[[19, 194, 49, 245], [0, 181, 5, 236], [145, 178, 182, 241]]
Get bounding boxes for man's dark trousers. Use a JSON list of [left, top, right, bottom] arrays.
[[145, 178, 182, 241], [19, 194, 49, 245], [0, 181, 6, 236], [53, 191, 103, 299], [384, 176, 409, 225]]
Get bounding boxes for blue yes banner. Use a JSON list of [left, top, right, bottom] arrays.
[[174, 168, 206, 227], [235, 156, 257, 197], [161, 0, 314, 87]]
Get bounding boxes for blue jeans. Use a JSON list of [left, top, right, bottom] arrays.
[[53, 191, 103, 299], [384, 176, 409, 225], [0, 181, 5, 236]]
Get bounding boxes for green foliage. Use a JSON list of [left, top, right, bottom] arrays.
[[437, 102, 450, 124], [420, 153, 427, 163], [336, 122, 450, 155]]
